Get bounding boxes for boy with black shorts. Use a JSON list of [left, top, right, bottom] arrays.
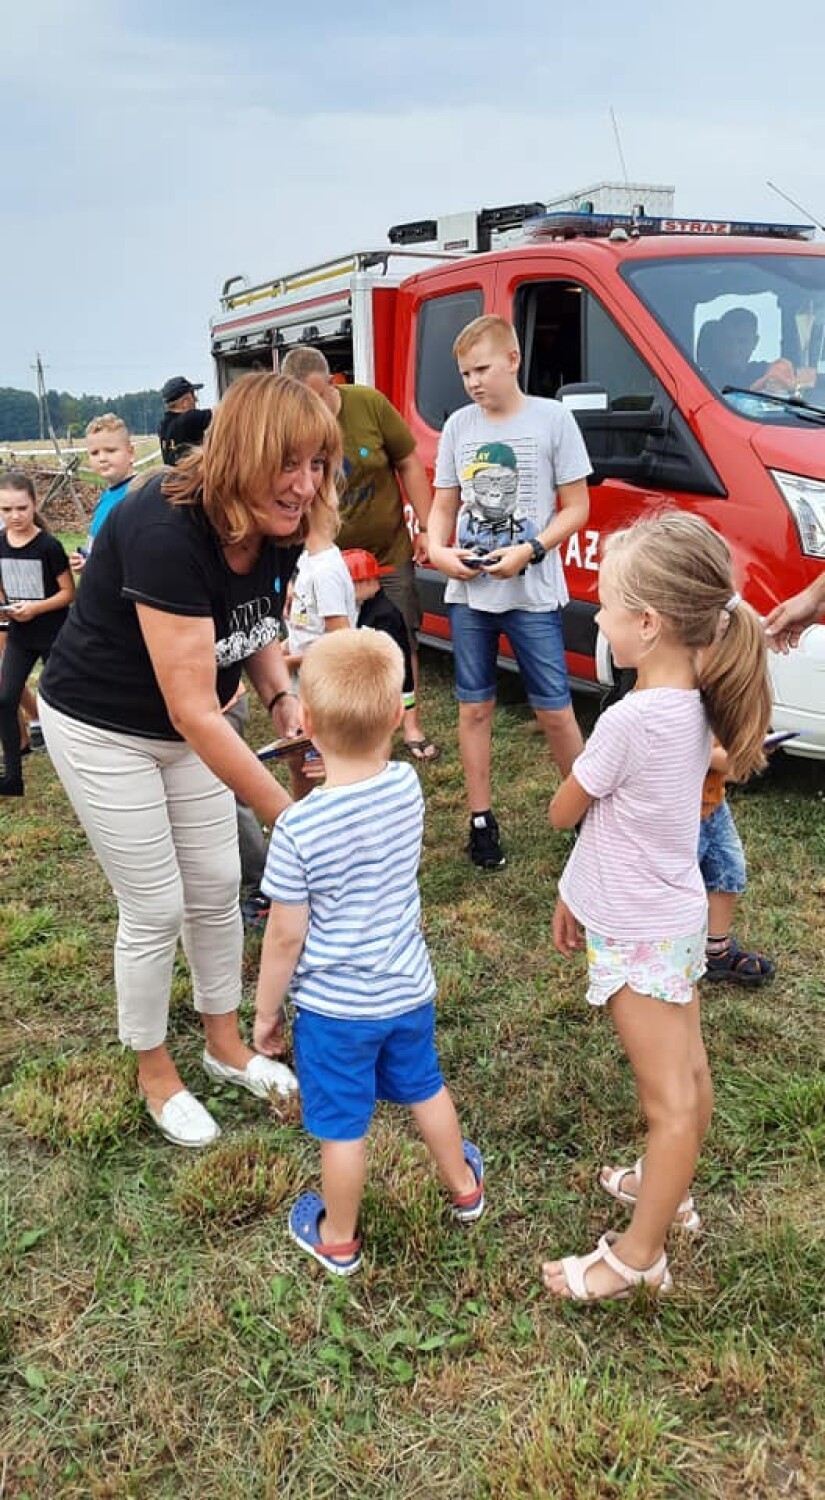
[[253, 629, 484, 1276]]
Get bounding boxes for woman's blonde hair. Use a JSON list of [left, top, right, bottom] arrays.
[[602, 511, 772, 780], [162, 372, 342, 545], [299, 628, 403, 755]]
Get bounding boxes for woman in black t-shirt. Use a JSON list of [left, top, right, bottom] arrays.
[[39, 374, 342, 1149], [0, 471, 74, 796]]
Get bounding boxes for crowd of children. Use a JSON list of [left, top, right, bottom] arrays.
[[2, 329, 817, 1305]]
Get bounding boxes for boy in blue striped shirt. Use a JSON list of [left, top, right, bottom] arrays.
[[254, 628, 484, 1276]]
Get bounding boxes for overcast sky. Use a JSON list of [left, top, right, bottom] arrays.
[[3, 0, 825, 404]]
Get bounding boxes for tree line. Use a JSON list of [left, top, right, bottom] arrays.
[[0, 387, 166, 442]]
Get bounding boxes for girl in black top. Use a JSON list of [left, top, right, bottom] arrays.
[[0, 472, 74, 795], [39, 374, 342, 1148]]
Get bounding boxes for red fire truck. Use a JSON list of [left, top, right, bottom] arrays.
[[210, 202, 825, 758]]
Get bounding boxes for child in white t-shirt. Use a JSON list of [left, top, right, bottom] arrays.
[[285, 494, 356, 663], [542, 512, 772, 1305]]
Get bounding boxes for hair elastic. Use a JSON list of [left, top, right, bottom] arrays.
[[725, 593, 741, 612], [267, 689, 296, 713]]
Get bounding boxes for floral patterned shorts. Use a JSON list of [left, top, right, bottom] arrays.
[[585, 929, 707, 1008]]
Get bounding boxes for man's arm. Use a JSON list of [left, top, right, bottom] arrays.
[[395, 450, 432, 531], [396, 450, 432, 565], [764, 575, 825, 651]]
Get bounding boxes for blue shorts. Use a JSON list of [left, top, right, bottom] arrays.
[[293, 1003, 444, 1142], [698, 799, 747, 895], [448, 603, 572, 710]]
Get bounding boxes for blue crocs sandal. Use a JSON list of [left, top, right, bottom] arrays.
[[288, 1193, 362, 1277], [451, 1140, 485, 1224]]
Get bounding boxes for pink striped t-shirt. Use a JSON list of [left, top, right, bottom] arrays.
[[558, 688, 712, 940]]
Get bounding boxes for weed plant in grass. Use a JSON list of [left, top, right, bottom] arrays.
[[1, 651, 823, 1497]]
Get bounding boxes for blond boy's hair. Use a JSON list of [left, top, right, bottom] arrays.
[[85, 413, 131, 439], [453, 315, 520, 360], [299, 629, 403, 755]]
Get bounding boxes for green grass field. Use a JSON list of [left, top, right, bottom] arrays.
[[1, 656, 823, 1498]]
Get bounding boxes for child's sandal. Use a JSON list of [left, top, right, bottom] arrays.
[[451, 1140, 485, 1223], [704, 937, 775, 986], [543, 1231, 673, 1303], [599, 1157, 701, 1233], [288, 1193, 362, 1277]]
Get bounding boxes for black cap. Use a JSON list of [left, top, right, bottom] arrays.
[[161, 376, 204, 403]]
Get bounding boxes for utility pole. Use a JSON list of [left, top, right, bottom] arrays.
[[31, 354, 48, 440], [31, 352, 86, 525]]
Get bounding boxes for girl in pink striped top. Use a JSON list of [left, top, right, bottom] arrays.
[[542, 513, 771, 1304]]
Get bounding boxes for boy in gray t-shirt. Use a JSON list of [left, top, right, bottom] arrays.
[[429, 315, 592, 869]]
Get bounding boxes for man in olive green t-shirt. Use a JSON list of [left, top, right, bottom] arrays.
[[282, 347, 439, 762]]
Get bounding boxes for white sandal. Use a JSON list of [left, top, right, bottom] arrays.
[[600, 1157, 701, 1233], [552, 1232, 673, 1303]]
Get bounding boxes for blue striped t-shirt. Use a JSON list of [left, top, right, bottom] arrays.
[[261, 760, 436, 1020]]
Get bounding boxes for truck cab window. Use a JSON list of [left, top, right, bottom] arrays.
[[517, 280, 665, 422], [415, 289, 483, 430], [624, 253, 825, 422]]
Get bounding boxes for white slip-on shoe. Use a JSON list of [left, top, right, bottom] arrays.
[[143, 1088, 220, 1148], [202, 1050, 299, 1099]]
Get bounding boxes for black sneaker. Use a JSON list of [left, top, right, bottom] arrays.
[[467, 812, 506, 870], [241, 890, 271, 928]]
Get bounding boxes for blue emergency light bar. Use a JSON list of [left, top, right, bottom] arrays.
[[525, 212, 816, 242]]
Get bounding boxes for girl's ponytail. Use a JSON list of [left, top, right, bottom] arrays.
[[698, 599, 772, 780], [605, 511, 773, 781]]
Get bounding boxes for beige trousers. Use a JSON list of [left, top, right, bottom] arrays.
[[39, 697, 242, 1051]]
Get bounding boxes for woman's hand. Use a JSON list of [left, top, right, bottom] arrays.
[[552, 897, 585, 959], [271, 692, 303, 739]]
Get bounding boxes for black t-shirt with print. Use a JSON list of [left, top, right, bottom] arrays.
[[0, 528, 71, 652], [40, 474, 300, 739]]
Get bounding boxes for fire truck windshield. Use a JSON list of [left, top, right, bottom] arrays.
[[623, 253, 825, 422]]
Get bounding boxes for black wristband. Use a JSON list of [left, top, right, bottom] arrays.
[[267, 690, 294, 713]]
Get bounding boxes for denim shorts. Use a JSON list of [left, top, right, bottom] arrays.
[[448, 603, 572, 709], [698, 799, 747, 895], [585, 930, 707, 1008], [293, 1002, 444, 1141]]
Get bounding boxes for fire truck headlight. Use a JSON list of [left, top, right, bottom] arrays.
[[770, 470, 825, 559]]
